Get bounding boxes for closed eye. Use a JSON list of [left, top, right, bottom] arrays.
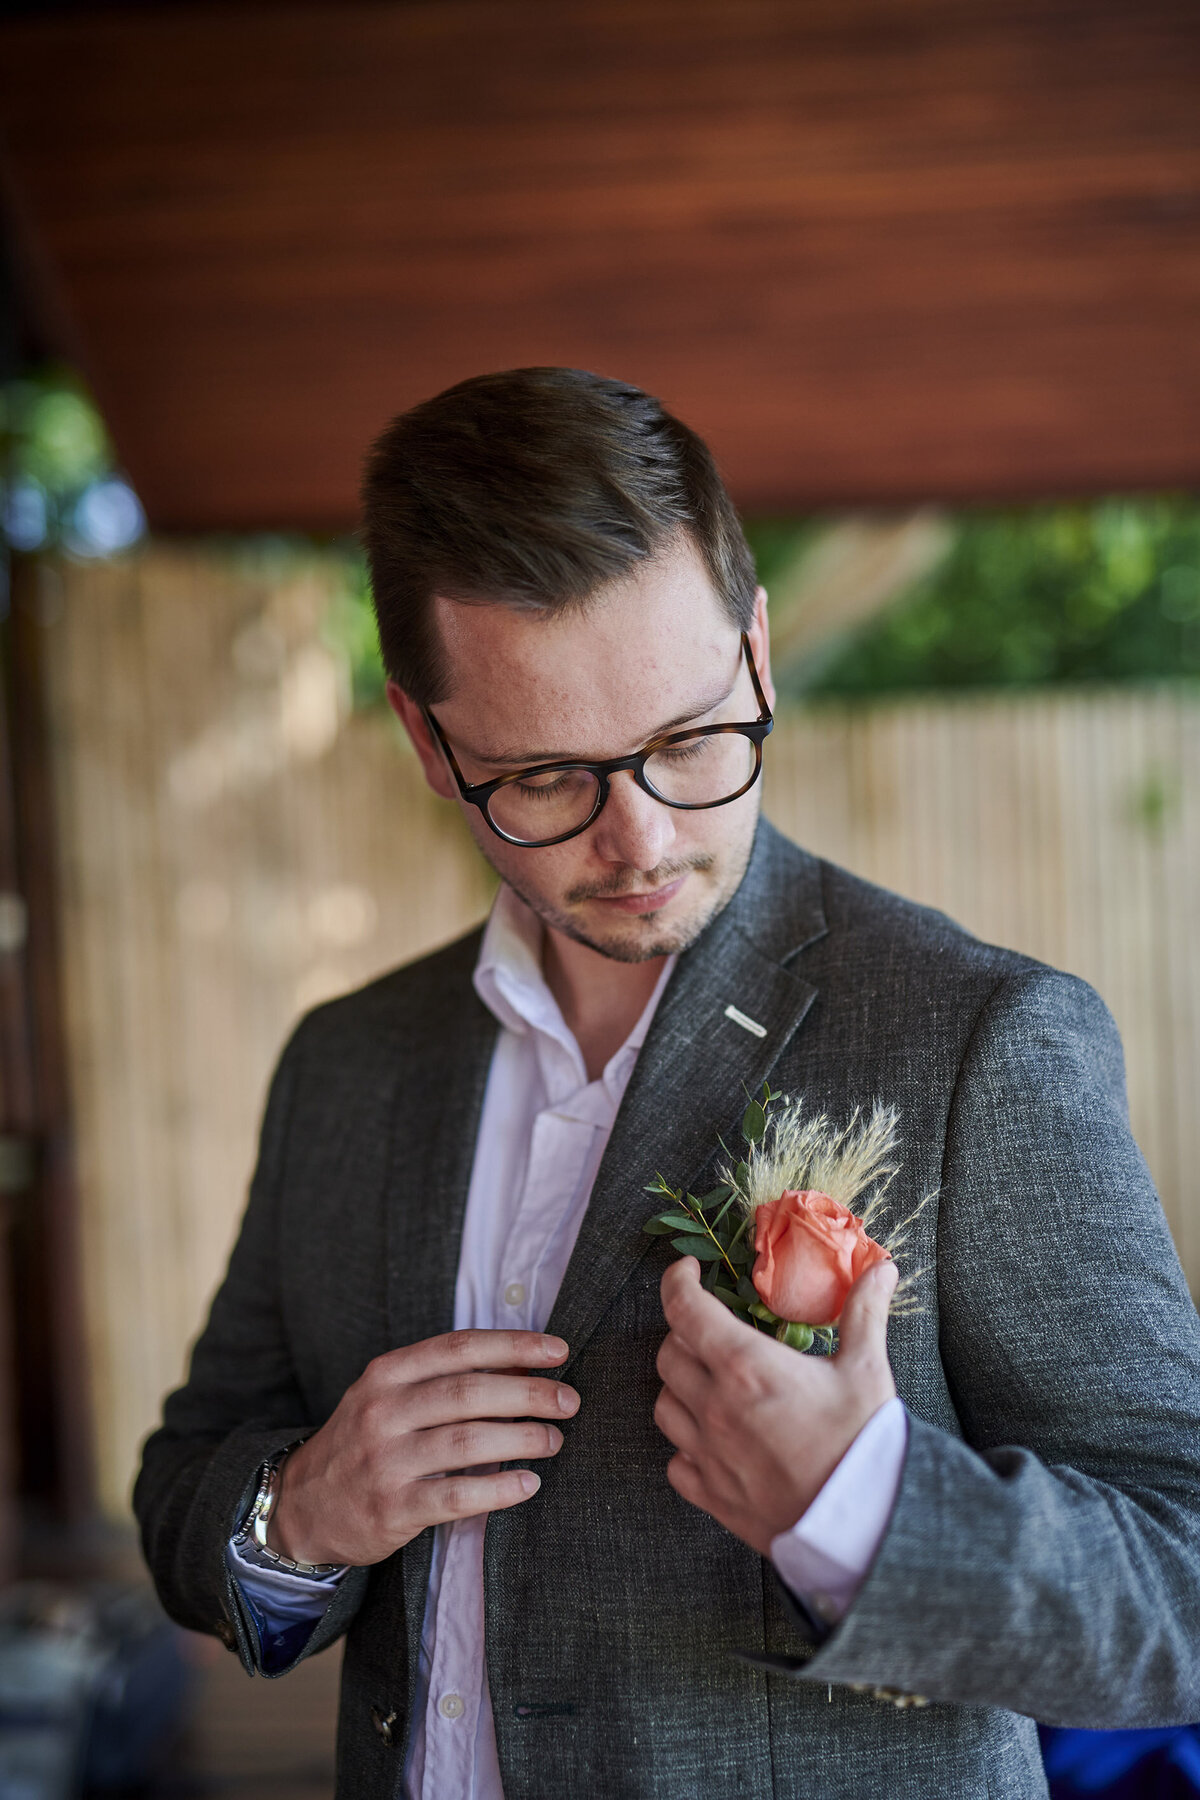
[[512, 768, 595, 801], [651, 735, 716, 765]]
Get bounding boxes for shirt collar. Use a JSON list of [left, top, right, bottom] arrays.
[[473, 882, 675, 1096]]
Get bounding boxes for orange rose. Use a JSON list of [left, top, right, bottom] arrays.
[[752, 1189, 891, 1326]]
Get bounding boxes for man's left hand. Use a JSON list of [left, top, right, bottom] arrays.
[[655, 1256, 899, 1555]]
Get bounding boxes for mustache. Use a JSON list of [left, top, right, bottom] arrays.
[[566, 855, 714, 905]]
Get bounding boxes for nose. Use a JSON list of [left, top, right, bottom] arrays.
[[589, 769, 677, 872]]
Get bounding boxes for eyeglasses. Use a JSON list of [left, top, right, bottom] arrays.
[[422, 633, 773, 848]]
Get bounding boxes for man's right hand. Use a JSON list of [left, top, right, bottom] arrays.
[[268, 1329, 577, 1567]]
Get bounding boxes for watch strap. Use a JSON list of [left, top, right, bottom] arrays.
[[234, 1441, 344, 1578]]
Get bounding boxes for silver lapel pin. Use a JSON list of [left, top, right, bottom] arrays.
[[723, 1004, 766, 1038]]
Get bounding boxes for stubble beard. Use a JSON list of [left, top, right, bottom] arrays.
[[493, 812, 759, 964]]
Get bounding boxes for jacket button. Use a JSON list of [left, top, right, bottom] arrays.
[[371, 1706, 397, 1746], [214, 1618, 237, 1650]]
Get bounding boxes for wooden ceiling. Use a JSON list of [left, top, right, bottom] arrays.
[[1, 0, 1199, 529]]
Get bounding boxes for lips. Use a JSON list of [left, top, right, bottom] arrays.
[[588, 875, 688, 915]]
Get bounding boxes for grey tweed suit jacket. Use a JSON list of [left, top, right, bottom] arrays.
[[135, 819, 1200, 1800]]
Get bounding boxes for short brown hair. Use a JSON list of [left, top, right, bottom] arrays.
[[360, 367, 757, 703]]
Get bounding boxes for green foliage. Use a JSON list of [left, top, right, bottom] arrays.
[[1, 367, 145, 556], [789, 496, 1200, 696], [741, 1099, 767, 1143], [742, 518, 826, 595], [319, 553, 388, 709]]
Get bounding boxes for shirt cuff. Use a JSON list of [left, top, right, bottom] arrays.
[[226, 1535, 348, 1675], [226, 1535, 347, 1618], [769, 1395, 908, 1627]]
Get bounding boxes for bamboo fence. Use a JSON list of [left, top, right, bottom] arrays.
[[35, 547, 1200, 1516]]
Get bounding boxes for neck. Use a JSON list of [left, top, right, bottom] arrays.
[[541, 926, 668, 1082]]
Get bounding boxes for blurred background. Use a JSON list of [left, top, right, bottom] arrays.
[[0, 2, 1198, 1794]]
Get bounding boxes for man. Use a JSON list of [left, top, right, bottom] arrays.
[[135, 368, 1200, 1800]]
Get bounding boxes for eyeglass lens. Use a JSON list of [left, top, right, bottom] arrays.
[[485, 729, 760, 845]]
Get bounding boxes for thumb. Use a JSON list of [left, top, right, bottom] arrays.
[[836, 1258, 899, 1372]]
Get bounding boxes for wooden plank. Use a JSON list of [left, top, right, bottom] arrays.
[[1, 0, 1199, 526]]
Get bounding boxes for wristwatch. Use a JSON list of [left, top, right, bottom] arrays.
[[234, 1442, 344, 1577]]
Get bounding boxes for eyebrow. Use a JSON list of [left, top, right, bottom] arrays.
[[470, 674, 739, 769]]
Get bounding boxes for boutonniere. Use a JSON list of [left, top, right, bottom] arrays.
[[643, 1086, 928, 1350]]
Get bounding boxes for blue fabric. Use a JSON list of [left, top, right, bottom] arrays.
[[238, 1587, 322, 1678], [1041, 1726, 1200, 1797]]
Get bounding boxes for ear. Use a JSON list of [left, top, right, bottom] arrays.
[[748, 586, 776, 711], [386, 681, 457, 801]]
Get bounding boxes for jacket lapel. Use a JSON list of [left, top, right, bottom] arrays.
[[546, 821, 827, 1378], [384, 958, 499, 1354]]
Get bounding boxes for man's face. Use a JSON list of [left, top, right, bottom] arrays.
[[391, 533, 774, 963]]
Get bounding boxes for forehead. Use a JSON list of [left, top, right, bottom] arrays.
[[432, 535, 736, 761]]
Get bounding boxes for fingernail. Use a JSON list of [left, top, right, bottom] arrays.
[[557, 1386, 580, 1415], [543, 1338, 568, 1360], [519, 1471, 540, 1495]]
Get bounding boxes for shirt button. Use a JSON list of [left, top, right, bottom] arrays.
[[504, 1282, 526, 1307], [439, 1693, 465, 1720]]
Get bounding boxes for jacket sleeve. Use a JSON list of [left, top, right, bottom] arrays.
[[793, 967, 1200, 1726], [132, 1023, 368, 1675]]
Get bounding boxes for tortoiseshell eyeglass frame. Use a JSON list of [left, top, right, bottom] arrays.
[[422, 632, 773, 849]]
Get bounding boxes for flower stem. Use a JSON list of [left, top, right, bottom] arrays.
[[686, 1199, 740, 1286]]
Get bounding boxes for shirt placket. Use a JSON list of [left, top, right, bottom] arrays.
[[423, 1092, 595, 1799], [499, 1107, 599, 1331], [422, 1512, 487, 1798]]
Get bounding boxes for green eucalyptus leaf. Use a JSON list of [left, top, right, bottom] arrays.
[[695, 1184, 733, 1211], [702, 1260, 721, 1291], [709, 1193, 737, 1232], [670, 1237, 725, 1261], [733, 1161, 751, 1191], [726, 1239, 751, 1267], [741, 1100, 767, 1144], [736, 1275, 759, 1306], [713, 1285, 750, 1314], [642, 1217, 679, 1235], [657, 1213, 707, 1233]]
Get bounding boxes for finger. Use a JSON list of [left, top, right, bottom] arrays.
[[414, 1467, 542, 1530], [836, 1258, 900, 1373], [373, 1329, 569, 1387], [655, 1333, 711, 1415], [403, 1371, 581, 1429], [661, 1257, 746, 1367], [653, 1387, 703, 1459], [664, 1451, 707, 1510], [665, 1455, 768, 1554], [407, 1418, 564, 1476]]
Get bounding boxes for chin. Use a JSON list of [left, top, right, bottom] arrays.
[[569, 890, 725, 963], [573, 923, 696, 964]]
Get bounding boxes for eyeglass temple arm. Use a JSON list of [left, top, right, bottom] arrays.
[[742, 632, 772, 719], [421, 705, 471, 796]]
